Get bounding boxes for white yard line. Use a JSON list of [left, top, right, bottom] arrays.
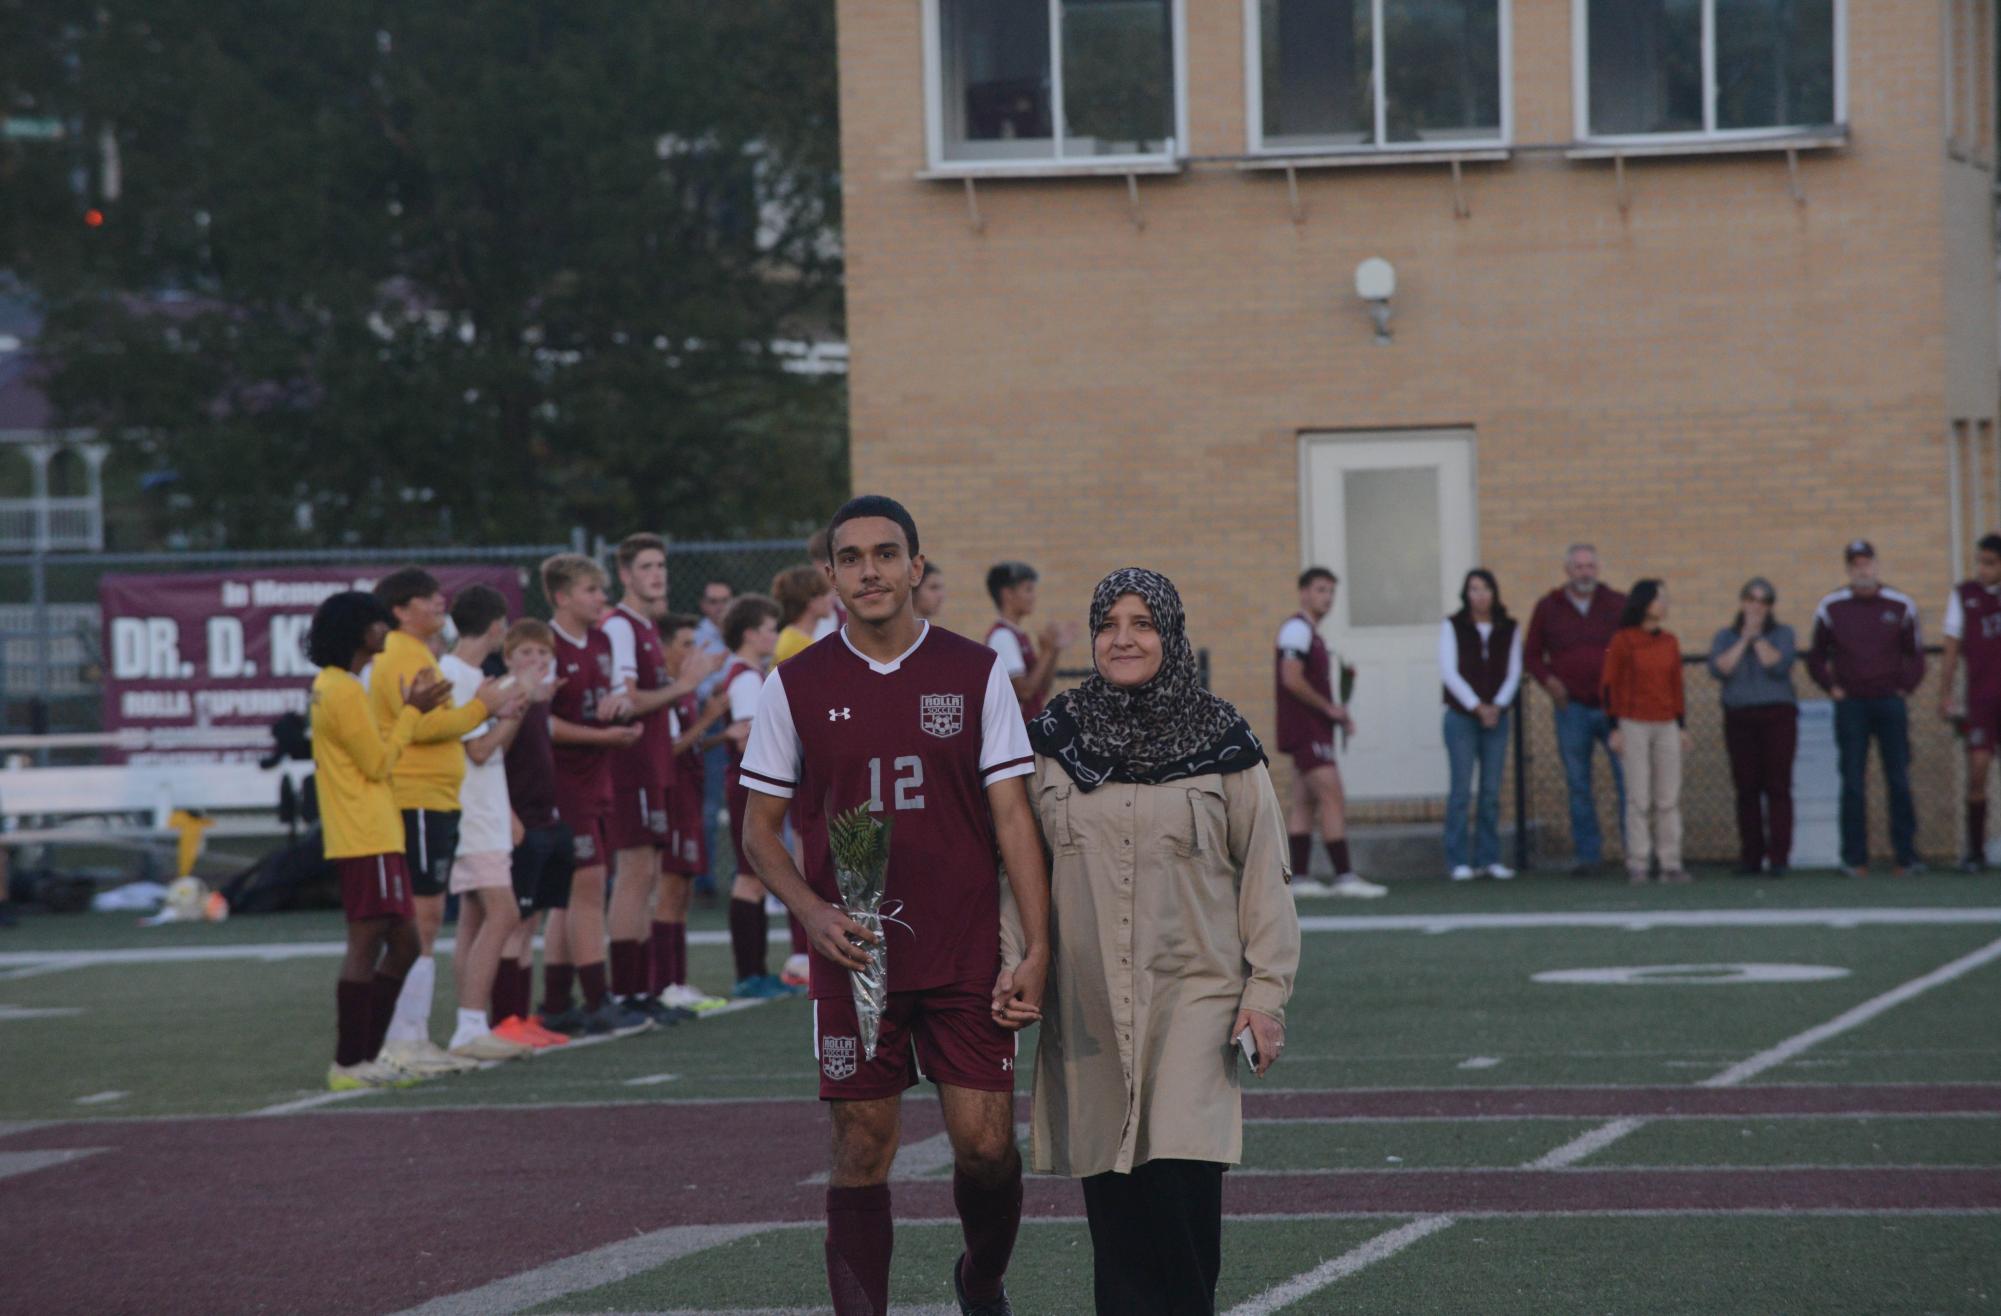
[[1232, 930, 2001, 1312], [1223, 1215, 1457, 1316], [0, 1147, 105, 1183], [388, 1223, 781, 1316], [72, 1090, 127, 1106], [8, 907, 2000, 973]]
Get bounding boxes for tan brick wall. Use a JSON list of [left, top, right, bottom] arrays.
[[837, 1, 1995, 853]]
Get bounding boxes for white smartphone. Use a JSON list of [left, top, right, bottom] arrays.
[[1234, 1026, 1260, 1072]]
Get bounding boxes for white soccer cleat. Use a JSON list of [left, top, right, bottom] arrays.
[[449, 1031, 533, 1062], [1486, 863, 1516, 880], [1449, 865, 1476, 881], [1290, 877, 1336, 898], [661, 984, 731, 1014], [1331, 873, 1389, 898], [380, 1038, 478, 1077]]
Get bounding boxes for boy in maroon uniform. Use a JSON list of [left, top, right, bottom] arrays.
[[1941, 532, 2001, 871], [1275, 567, 1385, 898], [983, 560, 1074, 722], [655, 612, 733, 1010], [602, 533, 726, 1021], [539, 553, 648, 1036], [720, 592, 785, 996], [741, 495, 1051, 1316]]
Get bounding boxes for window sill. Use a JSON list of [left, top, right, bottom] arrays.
[[1565, 129, 1847, 160], [1237, 148, 1510, 172], [916, 160, 1183, 181]]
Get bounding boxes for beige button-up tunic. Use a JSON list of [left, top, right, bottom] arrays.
[[1015, 755, 1300, 1178]]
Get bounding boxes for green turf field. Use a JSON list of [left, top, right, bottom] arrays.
[[4, 868, 1998, 1313]]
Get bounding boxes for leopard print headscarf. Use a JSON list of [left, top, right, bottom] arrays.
[[1028, 567, 1265, 792]]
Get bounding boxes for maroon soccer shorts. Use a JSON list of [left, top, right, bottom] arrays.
[[605, 779, 668, 854], [1288, 738, 1337, 778], [555, 784, 611, 870], [1966, 697, 2001, 751], [662, 784, 707, 876], [812, 981, 1018, 1101], [336, 852, 414, 922]]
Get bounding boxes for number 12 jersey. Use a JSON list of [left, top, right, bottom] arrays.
[[739, 622, 1032, 999]]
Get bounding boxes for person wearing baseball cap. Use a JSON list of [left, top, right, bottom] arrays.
[[1806, 540, 1927, 875]]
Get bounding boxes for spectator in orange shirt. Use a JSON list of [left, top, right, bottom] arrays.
[[1602, 580, 1691, 885]]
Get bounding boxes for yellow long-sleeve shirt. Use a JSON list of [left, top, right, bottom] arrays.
[[312, 667, 421, 859], [367, 629, 489, 811], [774, 624, 816, 665]]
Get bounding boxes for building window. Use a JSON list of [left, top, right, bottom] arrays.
[[1579, 0, 1841, 141], [1251, 0, 1508, 154], [929, 0, 1180, 170]]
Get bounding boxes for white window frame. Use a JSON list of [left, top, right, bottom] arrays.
[[1243, 0, 1514, 157], [921, 0, 1189, 177], [1573, 0, 1847, 145]]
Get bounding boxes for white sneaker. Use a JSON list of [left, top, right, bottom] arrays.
[[1331, 873, 1389, 899], [449, 1031, 533, 1063], [1486, 863, 1516, 880], [1450, 865, 1476, 881], [327, 1059, 416, 1091], [661, 983, 730, 1014], [380, 1038, 478, 1077], [1290, 877, 1336, 898]]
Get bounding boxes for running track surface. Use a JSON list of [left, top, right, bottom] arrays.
[[6, 1086, 2000, 1316]]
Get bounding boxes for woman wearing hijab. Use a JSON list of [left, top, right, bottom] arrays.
[[1012, 567, 1300, 1316]]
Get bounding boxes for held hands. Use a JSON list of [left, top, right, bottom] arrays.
[[1476, 703, 1500, 729], [1232, 1008, 1285, 1079], [990, 948, 1048, 1032], [401, 669, 451, 714], [806, 901, 879, 972]]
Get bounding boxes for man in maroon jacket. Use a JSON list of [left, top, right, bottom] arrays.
[[1808, 540, 1926, 876], [1523, 544, 1628, 875]]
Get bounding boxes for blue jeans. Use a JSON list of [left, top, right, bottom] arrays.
[[698, 741, 732, 892], [1834, 696, 1916, 867], [1444, 708, 1511, 868], [1554, 701, 1626, 865]]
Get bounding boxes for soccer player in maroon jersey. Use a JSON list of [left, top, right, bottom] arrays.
[[983, 560, 1075, 722], [720, 593, 785, 996], [1276, 567, 1386, 898], [538, 553, 648, 1036], [654, 612, 733, 1011], [741, 495, 1051, 1316], [1941, 533, 2001, 871], [602, 533, 726, 1021]]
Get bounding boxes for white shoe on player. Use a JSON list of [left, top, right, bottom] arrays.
[[1449, 865, 1477, 881], [1331, 873, 1389, 898], [380, 1038, 478, 1077], [1290, 877, 1336, 898], [662, 984, 730, 1015]]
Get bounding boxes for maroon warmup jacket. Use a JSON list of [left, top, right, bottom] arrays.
[[1523, 586, 1627, 707], [1805, 587, 1925, 699]]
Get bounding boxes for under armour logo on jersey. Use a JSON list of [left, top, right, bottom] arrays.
[[1001, 1057, 1013, 1072], [829, 707, 851, 721]]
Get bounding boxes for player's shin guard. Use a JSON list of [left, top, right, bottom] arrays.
[[953, 1163, 1023, 1304], [825, 1185, 892, 1316]]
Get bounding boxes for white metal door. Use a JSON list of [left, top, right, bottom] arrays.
[[1299, 430, 1477, 799]]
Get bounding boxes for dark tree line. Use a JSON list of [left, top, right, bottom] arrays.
[[0, 1, 846, 547]]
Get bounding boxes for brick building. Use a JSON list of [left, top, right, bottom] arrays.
[[834, 0, 1998, 858]]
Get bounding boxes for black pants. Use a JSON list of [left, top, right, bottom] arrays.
[[1081, 1158, 1225, 1316]]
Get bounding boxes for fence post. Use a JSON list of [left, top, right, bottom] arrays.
[[31, 545, 50, 764], [1513, 696, 1529, 871]]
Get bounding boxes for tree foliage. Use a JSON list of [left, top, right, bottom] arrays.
[[0, 0, 846, 547]]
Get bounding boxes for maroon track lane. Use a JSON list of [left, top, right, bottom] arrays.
[[0, 1101, 897, 1316], [1244, 1084, 2001, 1121]]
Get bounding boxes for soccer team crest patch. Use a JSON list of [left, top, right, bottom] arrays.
[[822, 1035, 858, 1081], [920, 693, 965, 738]]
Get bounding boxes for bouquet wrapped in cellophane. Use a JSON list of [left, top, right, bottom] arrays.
[[828, 803, 892, 1061]]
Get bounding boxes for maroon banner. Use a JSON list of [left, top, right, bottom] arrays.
[[100, 565, 525, 762]]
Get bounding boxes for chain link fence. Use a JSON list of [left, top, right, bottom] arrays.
[[1, 537, 819, 737]]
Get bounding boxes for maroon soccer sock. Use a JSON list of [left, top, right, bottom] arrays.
[[610, 939, 645, 999], [729, 897, 769, 983], [953, 1165, 1023, 1304], [365, 970, 406, 1059], [1328, 838, 1353, 876], [491, 961, 526, 1025], [825, 1185, 893, 1316], [543, 962, 575, 1016], [578, 961, 609, 1011], [335, 979, 373, 1067], [647, 921, 673, 995], [790, 913, 809, 956], [652, 919, 687, 988], [1969, 800, 1988, 861], [1288, 834, 1313, 879]]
